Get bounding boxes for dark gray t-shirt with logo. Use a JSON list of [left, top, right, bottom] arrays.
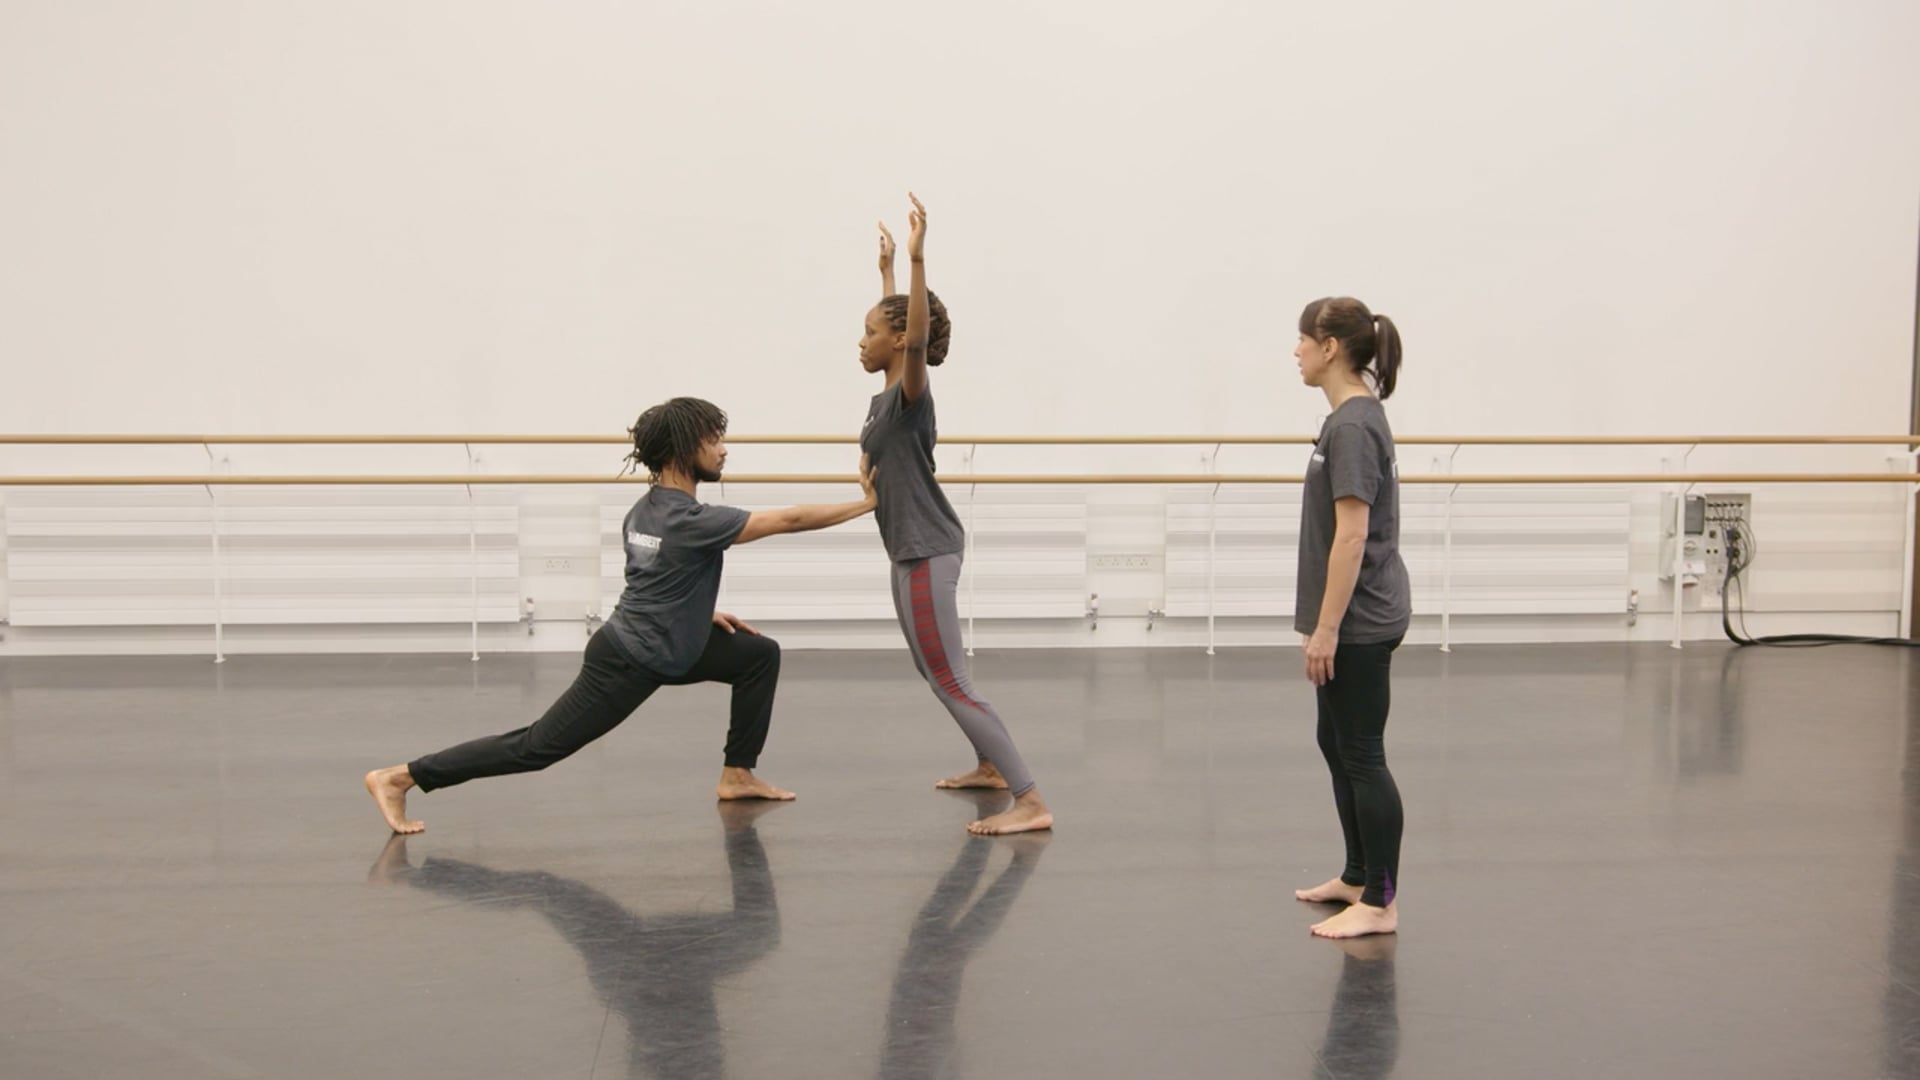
[[1295, 396, 1412, 643], [605, 486, 751, 676], [860, 383, 965, 563]]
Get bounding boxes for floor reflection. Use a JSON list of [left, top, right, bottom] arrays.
[[1316, 936, 1399, 1080], [1887, 653, 1920, 1077], [879, 793, 1050, 1080], [1674, 647, 1748, 778], [367, 802, 783, 1079]]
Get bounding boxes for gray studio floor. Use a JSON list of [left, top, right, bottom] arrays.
[[2, 640, 1917, 1079]]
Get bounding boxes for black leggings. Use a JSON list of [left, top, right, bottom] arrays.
[[1315, 636, 1404, 908], [408, 625, 780, 792]]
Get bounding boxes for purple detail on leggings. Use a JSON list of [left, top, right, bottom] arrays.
[[1383, 869, 1395, 905]]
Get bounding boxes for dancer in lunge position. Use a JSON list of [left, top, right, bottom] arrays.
[[364, 396, 876, 834]]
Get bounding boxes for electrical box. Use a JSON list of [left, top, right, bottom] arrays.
[[1659, 494, 1707, 587], [1698, 493, 1751, 599], [1660, 492, 1750, 599]]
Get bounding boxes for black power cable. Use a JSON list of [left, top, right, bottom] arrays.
[[1721, 519, 1920, 648]]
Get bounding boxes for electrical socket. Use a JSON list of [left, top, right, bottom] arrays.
[[1703, 493, 1750, 527], [543, 556, 578, 573], [1090, 554, 1157, 571]]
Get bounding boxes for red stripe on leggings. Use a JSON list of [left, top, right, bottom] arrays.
[[909, 561, 982, 709]]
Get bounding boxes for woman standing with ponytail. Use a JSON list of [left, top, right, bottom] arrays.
[[1288, 298, 1410, 939]]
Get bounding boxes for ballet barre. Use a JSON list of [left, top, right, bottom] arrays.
[[0, 434, 1916, 446], [0, 461, 1912, 661], [0, 472, 1908, 486]]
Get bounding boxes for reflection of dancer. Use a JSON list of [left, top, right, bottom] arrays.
[[861, 195, 1051, 836], [1316, 936, 1400, 1080], [878, 797, 1049, 1079], [367, 802, 784, 1080], [364, 397, 878, 833], [1886, 694, 1920, 1078]]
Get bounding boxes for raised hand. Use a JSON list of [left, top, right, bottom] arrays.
[[906, 192, 927, 261], [878, 221, 898, 296]]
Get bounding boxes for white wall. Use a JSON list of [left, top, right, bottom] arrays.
[[0, 1, 1915, 654]]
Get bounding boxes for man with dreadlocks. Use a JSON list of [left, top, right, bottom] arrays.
[[364, 397, 877, 834]]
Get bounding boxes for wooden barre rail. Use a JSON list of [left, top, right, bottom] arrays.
[[0, 473, 1913, 487], [1, 435, 1917, 447]]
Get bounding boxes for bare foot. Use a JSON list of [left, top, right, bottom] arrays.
[[1295, 877, 1365, 905], [1311, 901, 1397, 939], [936, 762, 1009, 790], [716, 767, 796, 802], [364, 766, 424, 834], [968, 791, 1054, 836]]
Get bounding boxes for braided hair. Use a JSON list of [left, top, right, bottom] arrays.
[[624, 397, 728, 482], [876, 291, 953, 366]]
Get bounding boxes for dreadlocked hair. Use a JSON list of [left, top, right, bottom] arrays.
[[624, 397, 728, 482], [877, 290, 953, 366]]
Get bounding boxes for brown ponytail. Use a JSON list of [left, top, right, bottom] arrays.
[[1298, 297, 1403, 400]]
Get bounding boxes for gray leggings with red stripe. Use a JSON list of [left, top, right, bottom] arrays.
[[889, 553, 1037, 797]]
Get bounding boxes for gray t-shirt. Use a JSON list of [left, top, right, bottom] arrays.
[[605, 486, 751, 676], [1295, 397, 1411, 643], [859, 383, 965, 563]]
